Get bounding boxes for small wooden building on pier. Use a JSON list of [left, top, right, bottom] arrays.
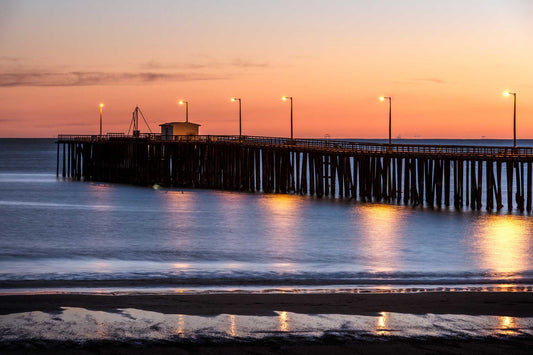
[[160, 122, 200, 139]]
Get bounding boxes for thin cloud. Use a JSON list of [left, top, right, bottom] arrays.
[[410, 78, 448, 84], [140, 59, 270, 70], [140, 61, 211, 70], [0, 56, 24, 63], [36, 121, 93, 128], [0, 71, 225, 87], [413, 78, 447, 84], [230, 59, 270, 68]]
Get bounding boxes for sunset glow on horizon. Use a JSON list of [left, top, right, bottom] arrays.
[[1, 0, 532, 138]]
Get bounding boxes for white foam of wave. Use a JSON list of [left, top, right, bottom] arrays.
[[0, 173, 56, 183], [0, 200, 113, 210]]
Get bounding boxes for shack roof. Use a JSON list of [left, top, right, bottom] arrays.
[[160, 122, 201, 126]]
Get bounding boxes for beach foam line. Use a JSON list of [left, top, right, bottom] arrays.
[[1, 284, 533, 296]]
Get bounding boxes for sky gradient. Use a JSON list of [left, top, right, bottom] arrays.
[[1, 0, 532, 138]]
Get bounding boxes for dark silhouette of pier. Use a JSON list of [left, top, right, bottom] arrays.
[[56, 134, 533, 212]]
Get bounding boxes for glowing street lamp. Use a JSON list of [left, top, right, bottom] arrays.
[[99, 103, 104, 136], [282, 96, 293, 139], [178, 100, 189, 123], [379, 96, 392, 146], [231, 98, 242, 136], [503, 91, 517, 148]]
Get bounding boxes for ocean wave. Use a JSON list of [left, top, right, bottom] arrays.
[[2, 269, 533, 287]]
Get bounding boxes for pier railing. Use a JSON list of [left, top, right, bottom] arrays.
[[57, 134, 533, 157]]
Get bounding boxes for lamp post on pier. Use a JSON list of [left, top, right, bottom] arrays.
[[231, 97, 242, 137], [379, 96, 392, 146], [179, 100, 189, 123], [282, 96, 293, 139], [503, 91, 517, 148], [99, 103, 104, 136]]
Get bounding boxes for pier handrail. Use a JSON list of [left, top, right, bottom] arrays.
[[57, 134, 533, 157]]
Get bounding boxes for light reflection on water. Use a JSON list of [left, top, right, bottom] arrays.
[[376, 311, 390, 335], [473, 215, 532, 275], [358, 205, 404, 273], [176, 314, 185, 336], [91, 261, 113, 273], [278, 311, 290, 332], [228, 314, 237, 336], [95, 316, 107, 339], [165, 189, 195, 252], [262, 195, 301, 267], [497, 315, 521, 336], [2, 308, 532, 341]]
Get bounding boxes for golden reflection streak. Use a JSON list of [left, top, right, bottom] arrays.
[[498, 316, 518, 336], [278, 311, 290, 332], [228, 314, 237, 337], [87, 183, 115, 209], [92, 261, 112, 272], [262, 195, 300, 262], [495, 284, 519, 292], [164, 190, 195, 250], [474, 216, 531, 275], [93, 314, 107, 339], [172, 263, 191, 269], [358, 205, 404, 272], [164, 189, 194, 213], [375, 311, 390, 335], [262, 195, 299, 228], [176, 314, 185, 336]]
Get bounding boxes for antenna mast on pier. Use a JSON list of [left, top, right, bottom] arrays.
[[128, 106, 153, 137]]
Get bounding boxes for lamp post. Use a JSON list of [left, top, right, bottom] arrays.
[[179, 100, 189, 123], [99, 103, 104, 136], [231, 98, 242, 137], [503, 91, 517, 148], [379, 96, 392, 146], [282, 96, 293, 139]]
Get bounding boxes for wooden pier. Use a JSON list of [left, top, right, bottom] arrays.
[[56, 134, 533, 212]]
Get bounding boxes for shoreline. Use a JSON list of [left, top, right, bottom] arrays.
[[1, 283, 533, 298], [2, 291, 533, 316], [2, 277, 533, 288]]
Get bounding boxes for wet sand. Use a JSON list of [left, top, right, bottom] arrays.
[[2, 292, 533, 354], [1, 291, 533, 316]]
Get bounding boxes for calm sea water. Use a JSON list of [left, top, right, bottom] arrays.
[[1, 138, 532, 291]]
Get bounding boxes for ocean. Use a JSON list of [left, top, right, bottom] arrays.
[[1, 138, 532, 293]]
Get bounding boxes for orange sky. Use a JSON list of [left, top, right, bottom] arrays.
[[1, 1, 532, 139]]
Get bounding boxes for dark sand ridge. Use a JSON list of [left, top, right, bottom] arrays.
[[1, 292, 533, 316], [2, 339, 533, 355]]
